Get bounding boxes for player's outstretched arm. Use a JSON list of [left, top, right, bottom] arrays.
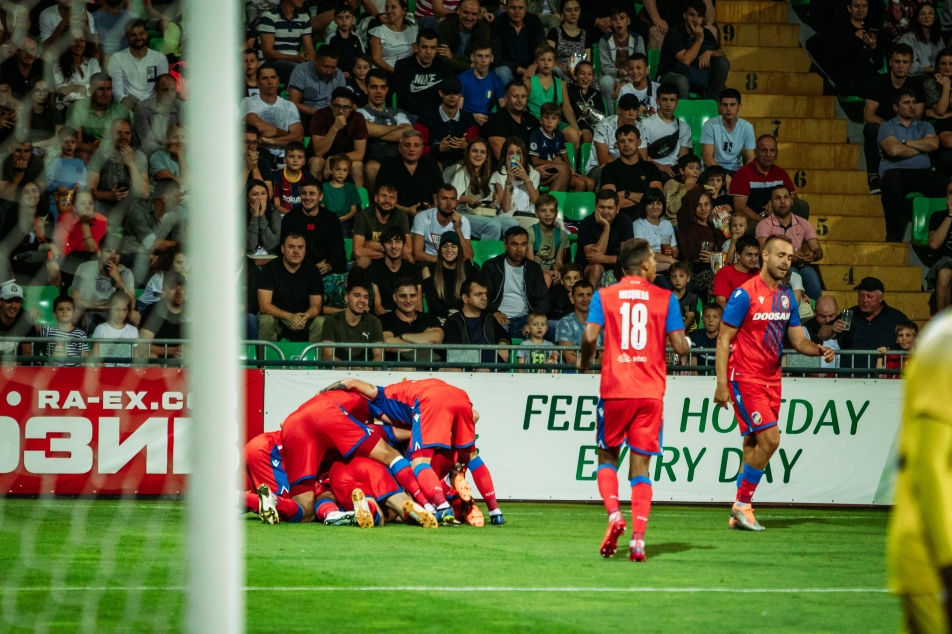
[[713, 325, 739, 409], [913, 418, 952, 598], [667, 330, 690, 357], [788, 326, 836, 363], [577, 323, 602, 373], [319, 378, 379, 399]]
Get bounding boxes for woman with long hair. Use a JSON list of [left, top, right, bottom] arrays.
[[53, 36, 101, 111], [369, 0, 417, 73], [149, 122, 188, 185], [245, 179, 282, 256], [346, 55, 372, 107], [676, 186, 722, 301], [489, 136, 541, 225], [446, 138, 521, 238], [137, 245, 188, 313], [633, 187, 679, 280], [900, 1, 943, 74], [421, 230, 478, 319]]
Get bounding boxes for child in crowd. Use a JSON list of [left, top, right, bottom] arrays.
[[517, 311, 560, 372], [327, 4, 364, 77], [617, 54, 659, 114], [529, 103, 593, 192], [322, 154, 362, 238], [30, 295, 87, 366], [92, 290, 139, 367], [689, 302, 723, 368], [699, 164, 732, 208], [597, 5, 644, 112], [525, 45, 581, 148], [545, 0, 589, 79], [567, 60, 605, 145], [669, 261, 698, 331], [877, 321, 919, 376], [346, 55, 372, 107], [44, 127, 87, 219], [273, 141, 306, 213], [722, 213, 749, 264], [548, 262, 581, 334], [528, 193, 570, 286], [459, 42, 507, 125], [138, 246, 187, 313], [663, 154, 700, 225]]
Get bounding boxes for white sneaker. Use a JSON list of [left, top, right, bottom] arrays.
[[352, 488, 374, 528], [256, 484, 279, 525], [323, 510, 356, 526]]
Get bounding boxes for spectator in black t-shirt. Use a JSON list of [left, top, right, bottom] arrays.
[[394, 29, 455, 116], [0, 141, 44, 202], [140, 271, 186, 358], [490, 0, 546, 85], [598, 124, 664, 218], [415, 78, 479, 166], [379, 277, 444, 364], [927, 185, 952, 312], [442, 278, 511, 367], [839, 277, 910, 371], [374, 129, 445, 217], [0, 37, 42, 99], [369, 225, 422, 314], [257, 232, 325, 342], [575, 189, 635, 285], [689, 302, 722, 371], [657, 0, 729, 100], [864, 43, 925, 193], [280, 178, 348, 274], [484, 82, 540, 161]]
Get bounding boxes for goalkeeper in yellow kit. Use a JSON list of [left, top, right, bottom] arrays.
[[886, 309, 952, 634]]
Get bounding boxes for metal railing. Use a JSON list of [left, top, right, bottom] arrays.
[[0, 337, 909, 376]]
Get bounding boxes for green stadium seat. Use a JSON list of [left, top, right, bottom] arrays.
[[23, 286, 58, 327], [563, 192, 595, 221], [357, 187, 369, 208], [565, 141, 576, 171], [472, 240, 505, 266], [304, 136, 310, 148], [592, 42, 601, 76], [408, 0, 417, 13], [149, 37, 164, 52], [580, 143, 592, 174], [345, 238, 353, 260], [912, 197, 947, 246], [691, 100, 718, 144], [275, 341, 312, 362], [647, 48, 660, 80]]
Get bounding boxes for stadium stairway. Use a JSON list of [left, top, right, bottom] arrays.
[[719, 0, 933, 324]]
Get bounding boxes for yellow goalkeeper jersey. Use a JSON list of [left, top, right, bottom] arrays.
[[886, 309, 952, 596]]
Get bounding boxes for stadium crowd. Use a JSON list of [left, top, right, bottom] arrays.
[[0, 0, 945, 370]]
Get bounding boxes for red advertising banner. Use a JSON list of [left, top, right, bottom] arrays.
[[0, 367, 265, 495]]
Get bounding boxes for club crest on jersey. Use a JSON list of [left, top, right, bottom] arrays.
[[781, 294, 790, 309], [752, 412, 762, 426]]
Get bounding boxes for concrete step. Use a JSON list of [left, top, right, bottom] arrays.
[[812, 214, 886, 242], [825, 290, 932, 320], [718, 1, 788, 24], [786, 169, 868, 194], [720, 22, 800, 47], [798, 194, 883, 217], [778, 142, 860, 170], [749, 117, 848, 143], [728, 70, 824, 95], [724, 46, 813, 73], [740, 94, 836, 119], [820, 241, 908, 266], [818, 265, 923, 292]]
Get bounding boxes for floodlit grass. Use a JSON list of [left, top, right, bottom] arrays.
[[0, 500, 900, 633]]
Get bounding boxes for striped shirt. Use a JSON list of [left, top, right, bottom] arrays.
[[257, 6, 312, 55], [39, 325, 88, 366], [414, 0, 459, 18]]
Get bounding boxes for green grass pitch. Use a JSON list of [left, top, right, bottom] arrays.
[[0, 500, 899, 633]]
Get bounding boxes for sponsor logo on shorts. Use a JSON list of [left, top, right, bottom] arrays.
[[751, 412, 762, 426]]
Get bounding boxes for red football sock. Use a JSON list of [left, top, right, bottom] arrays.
[[314, 499, 340, 523], [468, 457, 499, 512], [429, 451, 456, 481], [736, 479, 758, 504], [415, 465, 449, 507], [596, 465, 620, 516], [630, 478, 652, 538], [391, 462, 430, 507], [367, 499, 381, 526], [244, 492, 258, 513]]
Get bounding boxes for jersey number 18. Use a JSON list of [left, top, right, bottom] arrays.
[[619, 302, 648, 350]]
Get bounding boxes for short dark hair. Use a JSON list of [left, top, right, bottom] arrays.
[[461, 278, 486, 298], [609, 4, 629, 18], [617, 239, 653, 276], [299, 176, 321, 191], [163, 271, 186, 290], [596, 188, 619, 205], [628, 52, 648, 65], [471, 40, 492, 54], [669, 261, 692, 277], [379, 225, 405, 245], [439, 182, 458, 196], [417, 28, 439, 44], [657, 83, 680, 99], [346, 268, 371, 293], [561, 262, 583, 276], [282, 232, 306, 246], [540, 101, 561, 118], [891, 42, 914, 59], [763, 234, 793, 252], [394, 277, 418, 292], [615, 124, 641, 139], [331, 86, 355, 103], [317, 44, 340, 59], [719, 88, 742, 104], [367, 68, 389, 84], [571, 279, 594, 295], [770, 184, 791, 198], [893, 87, 917, 105], [57, 126, 78, 141], [285, 140, 306, 156], [574, 60, 594, 74], [125, 18, 147, 34], [702, 302, 724, 315], [736, 234, 761, 254], [685, 0, 706, 15], [53, 295, 74, 311], [256, 63, 278, 80], [333, 3, 355, 17], [505, 81, 527, 94], [504, 225, 529, 241], [677, 153, 701, 171], [153, 177, 180, 201], [896, 320, 919, 335]]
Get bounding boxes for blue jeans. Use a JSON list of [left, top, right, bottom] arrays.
[[505, 314, 529, 339], [494, 66, 515, 86], [795, 264, 822, 300], [462, 213, 520, 240]]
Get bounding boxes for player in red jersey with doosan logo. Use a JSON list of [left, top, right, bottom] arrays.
[[578, 237, 690, 562], [714, 234, 835, 531]]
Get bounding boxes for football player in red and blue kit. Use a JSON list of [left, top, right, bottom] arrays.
[[578, 238, 690, 562], [714, 234, 835, 531]]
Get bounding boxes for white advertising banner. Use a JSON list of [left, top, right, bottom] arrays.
[[263, 371, 903, 505]]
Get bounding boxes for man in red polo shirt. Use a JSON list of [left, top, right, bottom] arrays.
[[713, 234, 761, 308], [728, 134, 810, 222], [755, 185, 824, 301]]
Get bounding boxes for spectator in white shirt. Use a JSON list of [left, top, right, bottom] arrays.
[[39, 0, 97, 47], [700, 88, 756, 174], [106, 20, 169, 112], [411, 184, 474, 263], [240, 63, 304, 166]]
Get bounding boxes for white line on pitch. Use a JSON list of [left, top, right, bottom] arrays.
[[5, 587, 890, 594]]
